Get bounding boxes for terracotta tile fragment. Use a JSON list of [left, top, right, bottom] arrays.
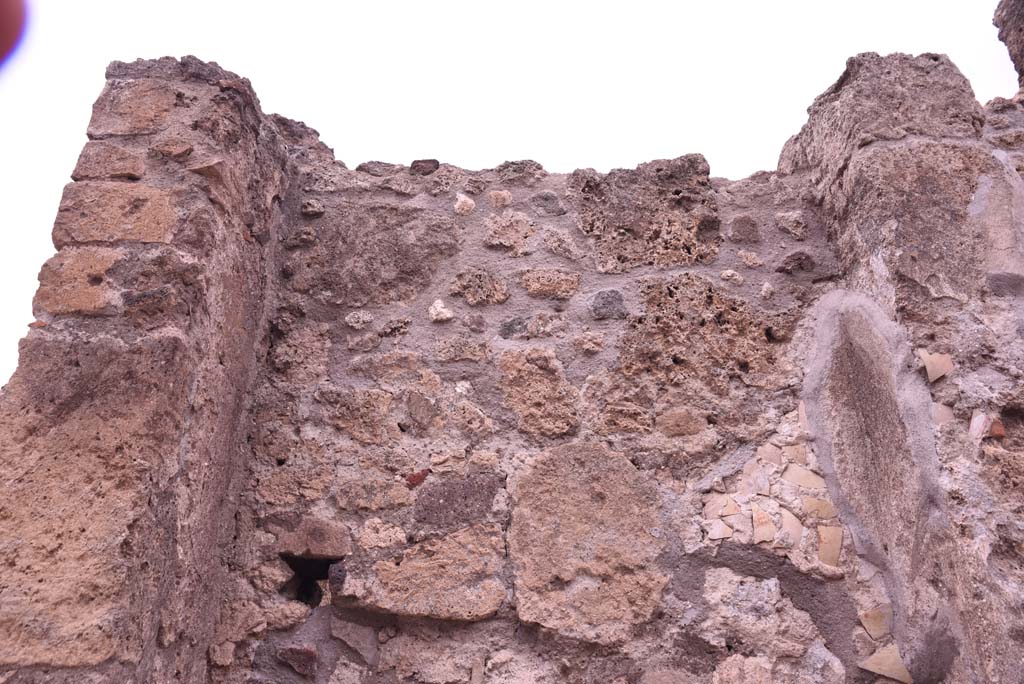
[[916, 348, 954, 382], [858, 603, 893, 640], [817, 526, 843, 566], [751, 505, 776, 544], [782, 464, 826, 489], [801, 497, 836, 518], [779, 508, 803, 546], [858, 643, 912, 683], [756, 443, 783, 465]]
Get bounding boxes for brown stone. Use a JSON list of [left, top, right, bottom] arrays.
[[315, 386, 394, 445], [336, 524, 506, 621], [72, 141, 146, 180], [484, 210, 535, 255], [52, 181, 177, 246], [87, 78, 179, 137], [34, 247, 122, 316], [520, 268, 581, 299], [449, 267, 510, 305], [275, 518, 352, 559], [567, 155, 719, 272], [509, 443, 666, 644], [498, 348, 579, 437]]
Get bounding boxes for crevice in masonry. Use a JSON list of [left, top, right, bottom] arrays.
[[278, 554, 344, 608]]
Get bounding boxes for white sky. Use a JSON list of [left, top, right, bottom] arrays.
[[0, 0, 1017, 384]]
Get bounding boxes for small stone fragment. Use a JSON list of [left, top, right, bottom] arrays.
[[356, 160, 401, 176], [301, 199, 326, 217], [776, 251, 815, 274], [915, 348, 954, 382], [428, 299, 454, 322], [858, 644, 912, 683], [760, 281, 775, 299], [817, 526, 843, 566], [330, 617, 380, 667], [858, 603, 893, 640], [409, 159, 440, 175], [450, 268, 510, 306], [573, 331, 604, 354], [656, 406, 707, 437], [727, 215, 760, 243], [150, 138, 193, 161], [484, 210, 535, 256], [520, 269, 581, 299], [498, 348, 579, 437], [738, 460, 770, 496], [782, 464, 826, 489], [278, 643, 318, 678], [209, 641, 235, 667], [775, 210, 807, 240], [969, 409, 991, 439], [529, 190, 567, 216], [344, 310, 373, 330], [489, 189, 512, 207], [590, 289, 627, 320], [738, 250, 764, 268], [720, 269, 744, 285], [453, 193, 476, 216]]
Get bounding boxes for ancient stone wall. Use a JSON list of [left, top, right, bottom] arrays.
[[2, 3, 1024, 682]]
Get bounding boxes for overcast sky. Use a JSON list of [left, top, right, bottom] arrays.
[[0, 0, 1017, 384]]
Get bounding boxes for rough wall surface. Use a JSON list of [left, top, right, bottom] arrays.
[[2, 6, 1024, 683]]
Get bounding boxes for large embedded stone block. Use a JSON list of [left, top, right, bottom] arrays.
[[509, 442, 666, 644], [52, 180, 177, 246]]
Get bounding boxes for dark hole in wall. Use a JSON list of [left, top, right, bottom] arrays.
[[278, 554, 343, 608], [1000, 405, 1024, 450]]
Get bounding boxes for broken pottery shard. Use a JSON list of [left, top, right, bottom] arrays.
[[801, 497, 836, 519], [817, 526, 843, 566], [858, 643, 913, 683], [859, 603, 894, 640], [706, 519, 734, 540], [782, 464, 826, 489], [779, 508, 804, 546], [916, 348, 955, 382], [751, 505, 777, 544]]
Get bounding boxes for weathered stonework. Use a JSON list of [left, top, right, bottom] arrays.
[[3, 5, 1024, 681]]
